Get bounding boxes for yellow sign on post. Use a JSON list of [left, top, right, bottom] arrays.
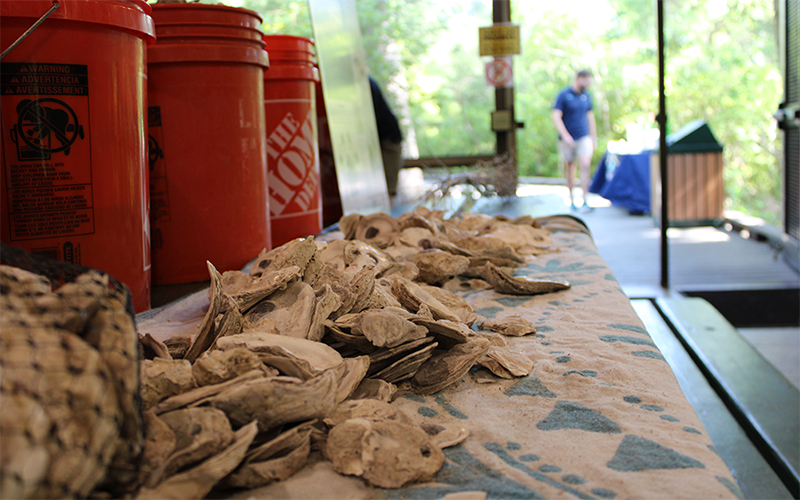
[[479, 25, 520, 57]]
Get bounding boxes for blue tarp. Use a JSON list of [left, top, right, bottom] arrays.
[[589, 151, 651, 214]]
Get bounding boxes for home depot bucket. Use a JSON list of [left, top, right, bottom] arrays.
[[148, 3, 270, 285], [262, 35, 322, 247], [0, 0, 155, 312]]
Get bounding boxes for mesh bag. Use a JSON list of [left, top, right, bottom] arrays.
[[0, 243, 143, 499]]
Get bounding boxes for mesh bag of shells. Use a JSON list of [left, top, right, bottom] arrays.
[[131, 208, 587, 497], [0, 243, 142, 499]]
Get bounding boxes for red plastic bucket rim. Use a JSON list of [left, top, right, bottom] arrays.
[[0, 0, 155, 45], [262, 34, 316, 53], [148, 43, 269, 68], [151, 2, 263, 25], [263, 64, 319, 82]]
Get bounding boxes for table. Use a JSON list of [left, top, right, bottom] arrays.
[[590, 151, 652, 214]]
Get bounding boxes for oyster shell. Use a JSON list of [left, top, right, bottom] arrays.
[[479, 315, 537, 337], [349, 378, 397, 403], [184, 262, 224, 363], [249, 237, 318, 277], [482, 262, 571, 295], [139, 411, 176, 488], [324, 399, 414, 428], [158, 407, 234, 478], [335, 356, 371, 404], [352, 309, 428, 348], [191, 348, 274, 386], [478, 346, 534, 378], [307, 284, 342, 342], [325, 418, 444, 488], [411, 338, 491, 395], [233, 265, 302, 312], [338, 213, 362, 240], [140, 358, 197, 411], [403, 249, 470, 286], [244, 281, 316, 338], [216, 332, 344, 380], [420, 422, 470, 448], [343, 240, 393, 276], [411, 318, 472, 349], [317, 239, 349, 271], [135, 421, 258, 500], [207, 370, 338, 432], [370, 340, 438, 384], [391, 277, 461, 322], [223, 422, 314, 489], [418, 283, 476, 326], [354, 213, 400, 248]]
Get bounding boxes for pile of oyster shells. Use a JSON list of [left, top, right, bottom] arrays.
[[136, 208, 572, 496]]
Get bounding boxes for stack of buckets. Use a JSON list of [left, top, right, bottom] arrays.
[[0, 0, 155, 312], [262, 35, 323, 248], [0, 0, 325, 312]]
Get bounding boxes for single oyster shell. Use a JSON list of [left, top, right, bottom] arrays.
[[478, 346, 534, 378], [233, 265, 302, 312], [135, 421, 258, 500], [354, 213, 400, 248], [391, 277, 461, 322], [325, 418, 444, 488], [152, 370, 265, 415], [223, 422, 314, 489], [352, 309, 428, 348], [411, 318, 472, 349], [184, 261, 224, 363], [338, 213, 362, 240], [420, 422, 470, 448], [158, 407, 234, 478], [191, 348, 274, 386], [397, 227, 436, 248], [482, 262, 571, 295], [249, 237, 318, 277], [324, 321, 376, 353], [349, 378, 397, 403], [324, 399, 415, 428], [335, 356, 371, 404], [418, 283, 477, 326], [317, 239, 349, 271], [404, 249, 470, 286], [399, 212, 439, 234], [207, 371, 338, 432], [376, 261, 419, 281], [140, 358, 197, 411], [369, 340, 438, 384], [307, 284, 342, 342], [139, 411, 176, 488], [216, 332, 344, 380], [343, 240, 393, 276], [244, 281, 316, 338], [479, 315, 537, 337], [220, 270, 251, 297], [139, 333, 171, 360], [411, 338, 491, 395]]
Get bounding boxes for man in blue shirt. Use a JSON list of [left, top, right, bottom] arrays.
[[552, 69, 597, 211]]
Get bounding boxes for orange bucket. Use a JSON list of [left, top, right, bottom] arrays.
[[148, 3, 271, 285], [0, 0, 155, 312], [262, 35, 322, 247]]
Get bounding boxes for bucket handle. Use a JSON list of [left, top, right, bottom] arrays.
[[0, 1, 60, 60]]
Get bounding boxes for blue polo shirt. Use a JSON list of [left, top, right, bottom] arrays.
[[553, 87, 593, 140]]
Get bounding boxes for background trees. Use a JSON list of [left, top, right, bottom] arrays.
[[233, 0, 782, 224]]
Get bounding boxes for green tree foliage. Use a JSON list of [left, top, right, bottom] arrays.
[[185, 0, 783, 224]]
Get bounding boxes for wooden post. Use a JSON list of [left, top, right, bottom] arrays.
[[493, 0, 517, 196]]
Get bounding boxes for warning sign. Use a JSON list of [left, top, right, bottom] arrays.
[[485, 58, 513, 88], [479, 25, 521, 57], [148, 106, 171, 222], [1, 62, 94, 241]]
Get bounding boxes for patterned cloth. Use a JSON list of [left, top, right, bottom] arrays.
[[237, 216, 742, 500]]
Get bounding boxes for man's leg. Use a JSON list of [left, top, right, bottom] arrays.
[[565, 161, 577, 209], [578, 154, 592, 207]]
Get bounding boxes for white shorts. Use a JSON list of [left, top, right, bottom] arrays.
[[558, 136, 594, 163]]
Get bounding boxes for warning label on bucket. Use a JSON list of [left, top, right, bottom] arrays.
[[0, 62, 94, 241], [148, 106, 170, 222]]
